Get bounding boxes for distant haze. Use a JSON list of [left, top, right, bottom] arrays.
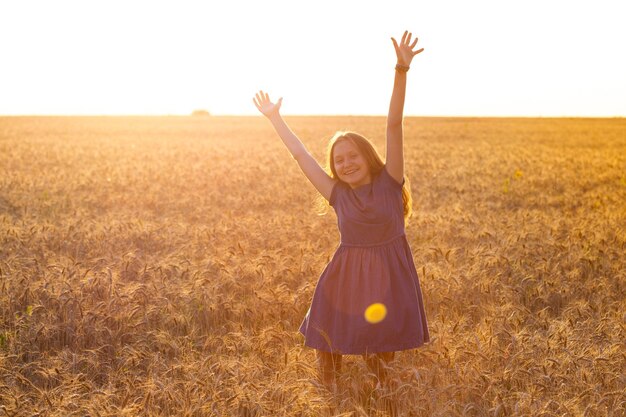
[[1, 0, 625, 117]]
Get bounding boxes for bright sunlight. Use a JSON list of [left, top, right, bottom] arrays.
[[1, 0, 625, 116]]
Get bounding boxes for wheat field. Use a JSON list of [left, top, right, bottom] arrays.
[[0, 116, 625, 416]]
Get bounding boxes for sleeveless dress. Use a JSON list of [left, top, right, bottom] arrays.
[[299, 166, 430, 354]]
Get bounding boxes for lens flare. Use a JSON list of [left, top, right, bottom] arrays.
[[364, 303, 387, 324]]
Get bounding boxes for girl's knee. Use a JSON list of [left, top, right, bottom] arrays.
[[316, 351, 342, 372], [380, 351, 395, 363], [316, 350, 342, 387], [363, 351, 395, 363], [363, 351, 395, 382]]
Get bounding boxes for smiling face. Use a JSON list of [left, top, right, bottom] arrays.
[[332, 139, 372, 188]]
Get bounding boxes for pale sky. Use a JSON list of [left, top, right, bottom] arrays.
[[1, 0, 625, 117]]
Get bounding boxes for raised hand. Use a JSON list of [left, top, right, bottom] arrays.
[[253, 90, 283, 118], [391, 31, 424, 67]]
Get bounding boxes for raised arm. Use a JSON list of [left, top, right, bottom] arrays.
[[386, 31, 424, 184], [253, 91, 336, 201]]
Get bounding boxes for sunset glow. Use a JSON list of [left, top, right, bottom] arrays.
[[1, 0, 624, 117]]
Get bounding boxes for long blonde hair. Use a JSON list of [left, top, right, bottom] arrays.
[[322, 131, 413, 222]]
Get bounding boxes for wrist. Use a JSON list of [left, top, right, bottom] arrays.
[[268, 112, 282, 122], [395, 63, 410, 73]]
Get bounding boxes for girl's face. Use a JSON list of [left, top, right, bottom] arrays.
[[333, 140, 372, 188]]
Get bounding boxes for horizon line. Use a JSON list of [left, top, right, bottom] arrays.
[[1, 113, 624, 119]]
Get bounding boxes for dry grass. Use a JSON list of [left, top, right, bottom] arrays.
[[0, 115, 625, 416]]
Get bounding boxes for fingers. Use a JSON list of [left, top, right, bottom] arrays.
[[254, 90, 269, 104], [397, 30, 423, 54], [253, 90, 269, 112], [398, 31, 417, 46], [253, 95, 263, 111], [391, 37, 399, 51], [253, 90, 283, 116]]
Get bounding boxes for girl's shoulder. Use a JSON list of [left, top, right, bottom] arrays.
[[329, 180, 348, 206], [378, 165, 404, 189]]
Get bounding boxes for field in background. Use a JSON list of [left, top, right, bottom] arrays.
[[0, 116, 625, 416]]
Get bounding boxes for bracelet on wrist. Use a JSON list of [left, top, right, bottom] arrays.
[[395, 64, 410, 72]]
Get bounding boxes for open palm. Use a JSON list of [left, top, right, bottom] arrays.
[[391, 31, 424, 67], [253, 91, 283, 118]]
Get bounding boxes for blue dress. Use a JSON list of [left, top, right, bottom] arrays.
[[299, 167, 430, 354]]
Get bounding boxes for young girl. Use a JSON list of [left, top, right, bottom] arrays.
[[253, 31, 429, 389]]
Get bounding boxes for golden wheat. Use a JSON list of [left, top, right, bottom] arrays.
[[0, 116, 625, 416]]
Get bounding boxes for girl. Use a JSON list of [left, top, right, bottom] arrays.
[[253, 31, 429, 389]]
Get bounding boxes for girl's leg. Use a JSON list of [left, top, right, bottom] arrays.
[[316, 350, 342, 388], [363, 351, 395, 384]]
